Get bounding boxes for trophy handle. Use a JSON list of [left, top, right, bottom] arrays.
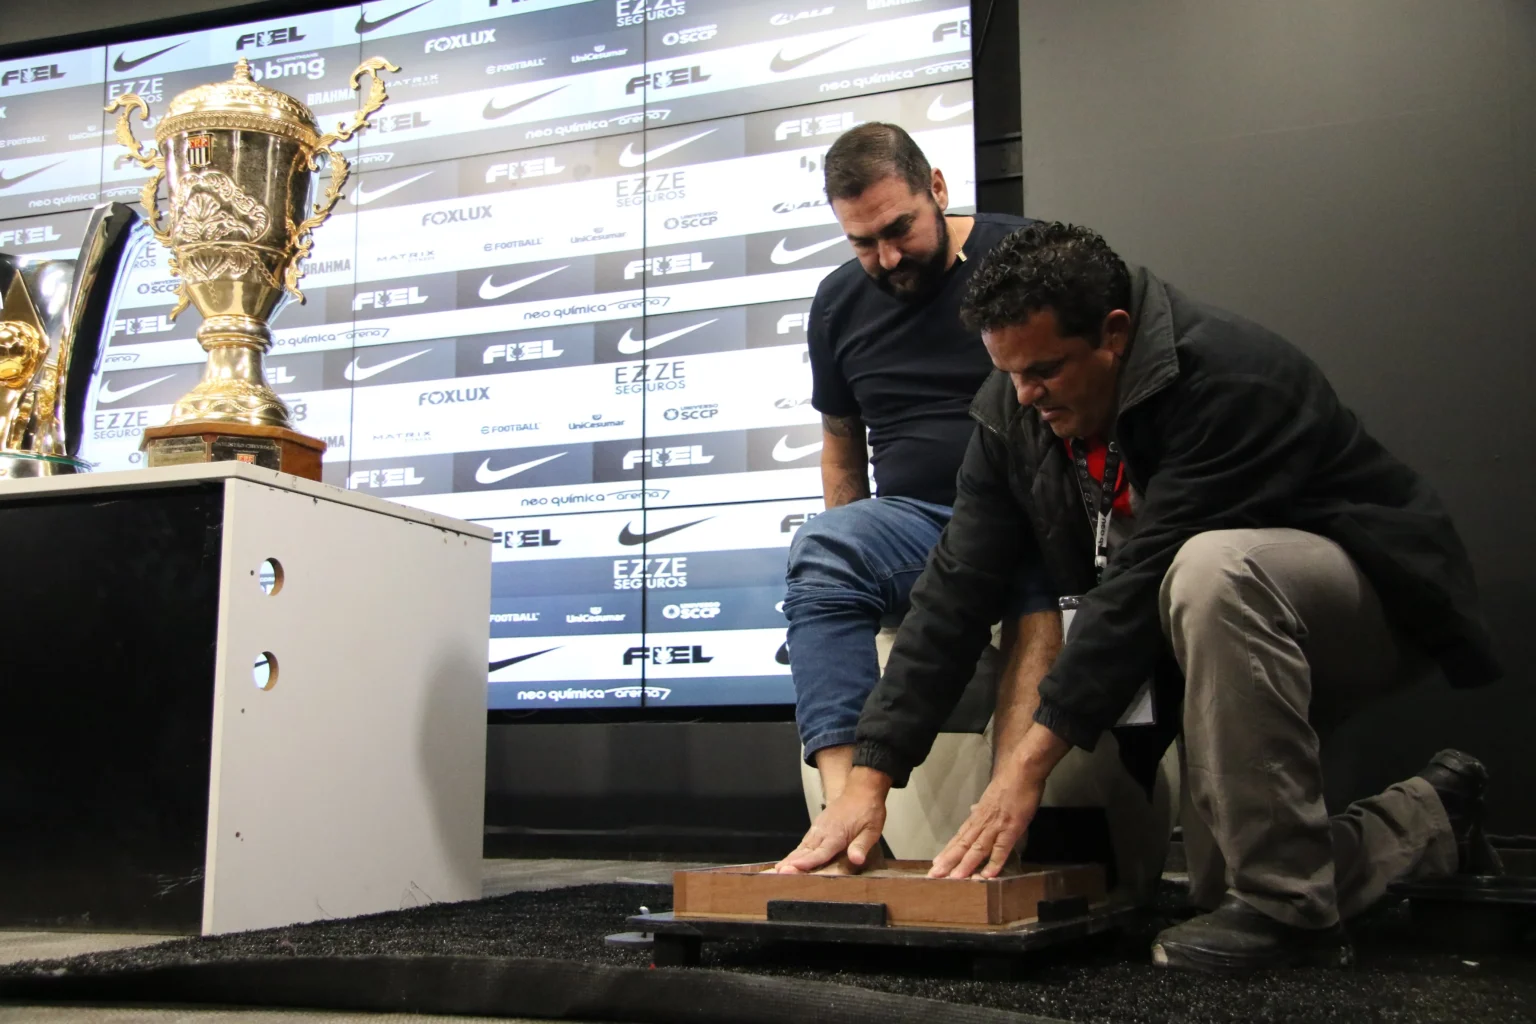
[[105, 95, 189, 321], [285, 57, 400, 304]]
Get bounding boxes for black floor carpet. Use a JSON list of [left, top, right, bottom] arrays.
[[2, 881, 1533, 1024]]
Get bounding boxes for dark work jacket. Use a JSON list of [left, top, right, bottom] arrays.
[[854, 266, 1502, 789]]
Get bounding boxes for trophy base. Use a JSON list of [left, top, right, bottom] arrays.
[[141, 423, 326, 482], [0, 452, 90, 479]]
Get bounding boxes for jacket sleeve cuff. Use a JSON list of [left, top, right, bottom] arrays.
[[852, 740, 912, 788], [1033, 697, 1101, 752]]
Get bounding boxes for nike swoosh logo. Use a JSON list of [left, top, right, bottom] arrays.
[[770, 235, 845, 265], [478, 265, 567, 301], [776, 641, 790, 665], [475, 452, 566, 485], [344, 348, 430, 382], [482, 84, 567, 121], [615, 318, 718, 355], [617, 517, 711, 546], [0, 161, 64, 190], [927, 95, 974, 122], [356, 0, 433, 34], [617, 128, 716, 168], [97, 374, 175, 405], [350, 170, 433, 206], [113, 41, 186, 73], [769, 36, 861, 73], [772, 436, 823, 462], [488, 647, 559, 673]]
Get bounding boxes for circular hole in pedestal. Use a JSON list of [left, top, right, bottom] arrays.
[[257, 558, 284, 595], [253, 652, 279, 691]]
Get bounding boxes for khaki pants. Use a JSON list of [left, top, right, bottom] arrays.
[[1160, 529, 1459, 928]]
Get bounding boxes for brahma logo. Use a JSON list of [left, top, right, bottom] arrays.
[[616, 0, 685, 27], [426, 28, 495, 52], [483, 339, 564, 363], [623, 252, 713, 280], [663, 601, 721, 620], [622, 645, 711, 665], [774, 111, 857, 142], [348, 467, 425, 489], [613, 555, 688, 590], [622, 444, 711, 470]]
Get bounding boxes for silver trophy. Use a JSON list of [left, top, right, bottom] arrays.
[[0, 203, 146, 479]]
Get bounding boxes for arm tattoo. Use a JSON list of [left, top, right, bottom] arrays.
[[822, 413, 863, 438]]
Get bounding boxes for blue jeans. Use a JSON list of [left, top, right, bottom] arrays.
[[783, 496, 1057, 764]]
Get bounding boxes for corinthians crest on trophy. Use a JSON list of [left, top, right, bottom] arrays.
[[106, 55, 398, 481]]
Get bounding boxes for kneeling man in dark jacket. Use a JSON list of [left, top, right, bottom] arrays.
[[777, 222, 1503, 973]]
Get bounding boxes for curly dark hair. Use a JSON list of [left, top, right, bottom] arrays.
[[960, 222, 1131, 342], [823, 122, 932, 201]]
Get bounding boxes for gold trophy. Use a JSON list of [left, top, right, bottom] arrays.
[[106, 56, 398, 481]]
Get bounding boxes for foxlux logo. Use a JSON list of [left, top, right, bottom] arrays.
[[354, 286, 426, 311], [775, 111, 857, 142], [418, 386, 489, 406], [426, 28, 495, 52], [622, 445, 710, 470], [614, 556, 687, 590], [349, 467, 424, 489], [0, 225, 60, 247], [616, 0, 685, 27], [1, 65, 64, 87], [493, 527, 559, 548], [422, 204, 491, 226], [623, 252, 711, 280], [625, 66, 708, 94], [623, 645, 711, 665], [484, 340, 563, 363], [663, 601, 720, 620], [236, 26, 306, 48]]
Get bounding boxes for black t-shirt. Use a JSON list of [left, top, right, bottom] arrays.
[[808, 212, 1033, 507]]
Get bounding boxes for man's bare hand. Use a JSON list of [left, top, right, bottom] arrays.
[[929, 769, 1044, 880], [776, 767, 891, 874]]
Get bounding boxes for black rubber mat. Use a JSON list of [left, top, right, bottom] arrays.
[[2, 882, 1532, 1024]]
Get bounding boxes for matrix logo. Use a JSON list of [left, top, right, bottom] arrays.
[[616, 0, 685, 27], [663, 601, 721, 620], [493, 527, 559, 548], [613, 556, 687, 590], [1, 64, 65, 87], [484, 155, 564, 183], [426, 28, 495, 52], [623, 645, 711, 665], [0, 224, 60, 247], [625, 66, 709, 95], [353, 286, 427, 312], [774, 111, 858, 142], [348, 467, 425, 489], [777, 312, 810, 334], [418, 386, 490, 406], [623, 252, 713, 280], [781, 511, 819, 532], [483, 339, 564, 363], [622, 445, 711, 470], [236, 27, 307, 48]]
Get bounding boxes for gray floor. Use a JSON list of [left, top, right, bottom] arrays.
[[0, 858, 703, 1023]]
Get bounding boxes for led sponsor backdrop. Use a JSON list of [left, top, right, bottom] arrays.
[[1, 0, 975, 710]]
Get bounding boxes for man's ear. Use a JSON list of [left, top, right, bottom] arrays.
[[930, 168, 949, 211], [1101, 309, 1132, 356]]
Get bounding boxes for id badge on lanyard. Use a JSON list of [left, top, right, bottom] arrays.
[[1058, 440, 1155, 726]]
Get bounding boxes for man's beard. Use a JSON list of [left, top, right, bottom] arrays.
[[872, 207, 950, 301]]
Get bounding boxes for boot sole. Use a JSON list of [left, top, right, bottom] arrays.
[[1151, 937, 1355, 974]]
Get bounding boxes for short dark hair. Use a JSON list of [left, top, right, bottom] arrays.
[[822, 122, 932, 201], [961, 222, 1132, 341]]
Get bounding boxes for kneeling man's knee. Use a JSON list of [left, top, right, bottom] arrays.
[[1159, 531, 1252, 639]]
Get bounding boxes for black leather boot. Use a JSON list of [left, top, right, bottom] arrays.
[[1416, 749, 1504, 875], [1151, 895, 1354, 973]]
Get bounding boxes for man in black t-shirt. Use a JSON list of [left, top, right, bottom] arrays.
[[782, 123, 1057, 815]]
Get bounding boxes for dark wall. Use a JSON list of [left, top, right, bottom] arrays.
[[1018, 0, 1536, 831]]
